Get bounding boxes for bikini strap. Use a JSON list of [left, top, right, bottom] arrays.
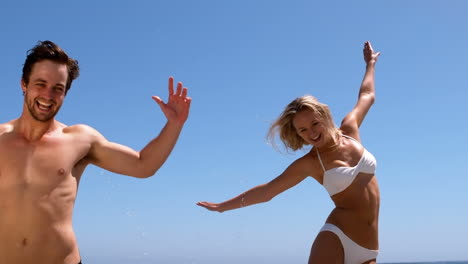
[[315, 148, 326, 172], [342, 134, 361, 145]]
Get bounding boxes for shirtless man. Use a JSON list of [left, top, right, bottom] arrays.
[[0, 41, 191, 264]]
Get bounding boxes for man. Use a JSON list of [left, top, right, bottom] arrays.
[[0, 41, 191, 264]]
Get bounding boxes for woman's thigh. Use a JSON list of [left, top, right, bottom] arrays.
[[308, 231, 344, 264]]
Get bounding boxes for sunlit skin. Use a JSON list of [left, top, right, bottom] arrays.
[[198, 41, 380, 264], [0, 58, 191, 264], [293, 111, 334, 149], [23, 61, 67, 123], [293, 109, 380, 263]]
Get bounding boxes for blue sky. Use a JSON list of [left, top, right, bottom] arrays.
[[1, 0, 467, 263]]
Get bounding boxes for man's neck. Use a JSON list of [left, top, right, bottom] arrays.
[[15, 113, 58, 141]]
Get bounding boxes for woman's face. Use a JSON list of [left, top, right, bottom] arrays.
[[292, 109, 329, 147]]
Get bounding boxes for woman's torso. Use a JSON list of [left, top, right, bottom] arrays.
[[309, 135, 380, 249]]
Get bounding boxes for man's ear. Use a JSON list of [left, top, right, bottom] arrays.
[[20, 79, 27, 94]]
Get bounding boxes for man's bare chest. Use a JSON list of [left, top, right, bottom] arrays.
[[0, 133, 90, 189]]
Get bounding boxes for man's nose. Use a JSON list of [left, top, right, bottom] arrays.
[[41, 87, 55, 99]]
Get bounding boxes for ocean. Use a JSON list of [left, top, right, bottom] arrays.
[[383, 262, 468, 264], [83, 257, 468, 264]]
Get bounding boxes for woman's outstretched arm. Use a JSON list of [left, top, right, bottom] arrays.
[[197, 156, 311, 213], [340, 41, 381, 140]]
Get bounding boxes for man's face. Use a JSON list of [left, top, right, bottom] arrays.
[[22, 60, 68, 122]]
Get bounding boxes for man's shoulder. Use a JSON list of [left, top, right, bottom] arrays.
[[0, 120, 15, 135], [62, 123, 103, 139]]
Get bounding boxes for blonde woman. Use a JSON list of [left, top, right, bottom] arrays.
[[198, 41, 381, 264]]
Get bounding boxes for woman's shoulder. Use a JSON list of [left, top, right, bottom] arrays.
[[292, 148, 323, 180], [339, 128, 362, 143]]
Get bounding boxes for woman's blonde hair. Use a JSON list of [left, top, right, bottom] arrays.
[[267, 95, 341, 151]]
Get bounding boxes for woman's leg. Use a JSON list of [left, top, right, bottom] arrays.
[[308, 231, 344, 264]]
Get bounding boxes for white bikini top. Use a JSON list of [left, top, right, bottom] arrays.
[[316, 135, 377, 196]]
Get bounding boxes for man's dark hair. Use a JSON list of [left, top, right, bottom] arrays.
[[22, 40, 80, 94]]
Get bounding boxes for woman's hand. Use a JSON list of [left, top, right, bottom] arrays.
[[197, 201, 223, 213], [363, 41, 381, 65]]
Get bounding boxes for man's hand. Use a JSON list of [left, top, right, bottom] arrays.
[[152, 77, 192, 126]]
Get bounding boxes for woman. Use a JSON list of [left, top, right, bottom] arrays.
[[197, 41, 381, 264]]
